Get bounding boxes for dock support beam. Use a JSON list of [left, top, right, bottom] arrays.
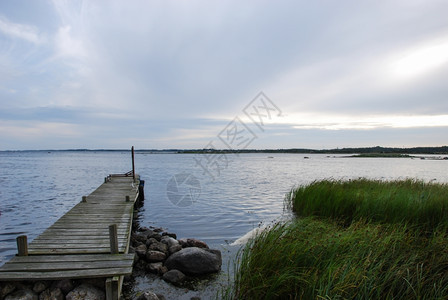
[[16, 235, 28, 256], [106, 277, 119, 300], [109, 225, 119, 254], [131, 146, 135, 181]]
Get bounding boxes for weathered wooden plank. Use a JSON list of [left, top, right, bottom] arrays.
[[45, 224, 130, 230], [29, 242, 126, 249], [35, 234, 128, 239], [4, 254, 134, 263], [0, 267, 133, 280], [0, 260, 133, 272], [28, 248, 119, 254], [33, 229, 129, 234]]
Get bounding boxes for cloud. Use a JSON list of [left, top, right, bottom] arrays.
[[0, 16, 42, 44], [1, 0, 448, 149], [55, 25, 87, 59]]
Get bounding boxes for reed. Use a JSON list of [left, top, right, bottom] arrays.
[[227, 179, 448, 299], [286, 178, 448, 230]]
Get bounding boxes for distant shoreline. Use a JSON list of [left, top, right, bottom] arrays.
[[1, 146, 448, 155]]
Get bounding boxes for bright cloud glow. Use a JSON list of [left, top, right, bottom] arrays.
[[290, 114, 448, 130], [390, 38, 448, 80]]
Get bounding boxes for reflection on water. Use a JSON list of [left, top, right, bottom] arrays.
[[1, 152, 447, 277]]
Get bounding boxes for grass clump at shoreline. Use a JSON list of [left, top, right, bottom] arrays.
[[228, 179, 448, 299], [287, 178, 448, 230]]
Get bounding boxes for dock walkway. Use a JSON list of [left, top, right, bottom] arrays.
[[0, 173, 141, 299]]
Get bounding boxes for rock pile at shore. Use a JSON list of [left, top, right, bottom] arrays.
[[0, 226, 222, 300], [0, 279, 106, 300], [130, 226, 222, 286]]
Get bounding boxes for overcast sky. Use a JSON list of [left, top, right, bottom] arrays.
[[1, 0, 447, 150]]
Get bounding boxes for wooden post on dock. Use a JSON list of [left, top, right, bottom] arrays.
[[16, 235, 28, 256], [109, 224, 119, 254], [131, 146, 135, 181]]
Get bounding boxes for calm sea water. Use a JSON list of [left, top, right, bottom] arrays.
[[1, 151, 447, 279]]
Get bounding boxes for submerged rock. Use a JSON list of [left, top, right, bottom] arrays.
[[164, 247, 221, 275]]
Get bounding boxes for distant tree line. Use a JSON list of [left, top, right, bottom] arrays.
[[178, 146, 448, 155]]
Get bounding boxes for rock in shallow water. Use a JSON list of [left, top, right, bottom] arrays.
[[136, 291, 159, 300], [162, 270, 186, 285], [178, 238, 209, 249], [164, 247, 221, 275]]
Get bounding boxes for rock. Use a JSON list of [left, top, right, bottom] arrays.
[[160, 236, 178, 248], [39, 288, 63, 300], [66, 284, 105, 300], [80, 278, 105, 290], [146, 250, 166, 262], [187, 238, 209, 249], [190, 297, 201, 300], [135, 244, 147, 258], [136, 291, 159, 300], [146, 262, 164, 274], [178, 238, 208, 249], [164, 247, 222, 275], [137, 229, 155, 239], [51, 280, 74, 295], [169, 244, 182, 255], [148, 233, 161, 241], [133, 234, 147, 245], [161, 232, 177, 239], [1, 283, 16, 299], [148, 242, 168, 254], [152, 227, 163, 233], [134, 259, 147, 271], [145, 238, 158, 247], [5, 289, 37, 300], [160, 237, 181, 254], [155, 295, 166, 300], [32, 282, 48, 294], [162, 270, 186, 285]]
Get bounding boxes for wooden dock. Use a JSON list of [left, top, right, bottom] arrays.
[[0, 171, 143, 300]]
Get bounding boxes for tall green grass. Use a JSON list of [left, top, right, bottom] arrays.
[[286, 179, 448, 230], [227, 179, 448, 299], [231, 218, 448, 299]]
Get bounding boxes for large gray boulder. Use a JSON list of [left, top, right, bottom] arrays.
[[164, 247, 221, 275]]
